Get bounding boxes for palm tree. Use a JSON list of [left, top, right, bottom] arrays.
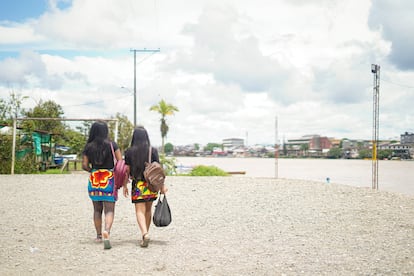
[[149, 99, 179, 154]]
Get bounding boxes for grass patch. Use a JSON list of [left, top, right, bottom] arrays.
[[40, 168, 70, 174], [188, 165, 229, 176]]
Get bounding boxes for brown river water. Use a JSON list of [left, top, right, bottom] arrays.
[[175, 157, 414, 196]]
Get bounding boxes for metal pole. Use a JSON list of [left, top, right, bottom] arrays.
[[130, 48, 160, 127], [371, 64, 380, 190], [11, 118, 16, 175], [133, 50, 137, 126], [275, 116, 278, 178]]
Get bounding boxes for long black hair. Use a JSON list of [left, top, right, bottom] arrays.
[[128, 126, 151, 178], [84, 121, 111, 166]]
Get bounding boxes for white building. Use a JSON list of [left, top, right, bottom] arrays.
[[222, 138, 244, 151]]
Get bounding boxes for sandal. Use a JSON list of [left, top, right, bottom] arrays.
[[140, 233, 150, 248], [95, 234, 102, 243], [103, 231, 111, 250]]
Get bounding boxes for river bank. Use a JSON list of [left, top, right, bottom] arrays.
[[0, 174, 413, 275]]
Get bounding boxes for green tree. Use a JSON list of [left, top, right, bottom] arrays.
[[204, 143, 222, 152], [300, 143, 309, 156], [149, 99, 179, 155], [22, 100, 65, 134], [327, 148, 343, 159], [0, 133, 14, 174], [0, 91, 28, 124], [378, 149, 392, 160], [0, 133, 37, 174], [164, 142, 174, 154], [194, 143, 200, 151], [357, 141, 365, 150], [0, 98, 6, 123], [358, 149, 372, 159], [283, 143, 287, 156], [108, 113, 134, 153], [60, 128, 86, 157], [76, 121, 92, 138]]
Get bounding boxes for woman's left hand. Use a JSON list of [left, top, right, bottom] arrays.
[[123, 185, 129, 198]]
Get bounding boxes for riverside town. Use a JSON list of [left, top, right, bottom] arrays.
[[170, 132, 414, 160]]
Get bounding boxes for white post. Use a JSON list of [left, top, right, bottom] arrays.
[[275, 116, 278, 178], [114, 120, 119, 143], [11, 119, 16, 175]]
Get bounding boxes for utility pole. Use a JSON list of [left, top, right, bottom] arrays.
[[371, 64, 380, 190], [130, 48, 160, 126]]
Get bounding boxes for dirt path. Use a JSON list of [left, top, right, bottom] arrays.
[[0, 174, 413, 275]]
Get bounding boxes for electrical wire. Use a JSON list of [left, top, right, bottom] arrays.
[[382, 78, 414, 89], [62, 90, 133, 108], [63, 0, 161, 110]]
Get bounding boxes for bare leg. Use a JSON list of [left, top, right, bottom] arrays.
[[145, 201, 153, 232], [135, 201, 153, 247], [135, 202, 148, 236], [92, 201, 103, 240], [102, 201, 115, 250], [103, 201, 115, 233]]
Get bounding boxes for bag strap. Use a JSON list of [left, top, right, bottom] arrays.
[[109, 142, 118, 195], [148, 145, 152, 163], [110, 142, 117, 167]]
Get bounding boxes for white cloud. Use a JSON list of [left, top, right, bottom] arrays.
[[1, 0, 414, 146], [369, 0, 414, 70], [0, 24, 44, 44]]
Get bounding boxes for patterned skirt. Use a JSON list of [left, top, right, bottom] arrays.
[[131, 179, 158, 203], [88, 169, 117, 202]]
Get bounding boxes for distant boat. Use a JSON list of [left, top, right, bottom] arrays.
[[175, 164, 194, 174], [227, 171, 246, 175]]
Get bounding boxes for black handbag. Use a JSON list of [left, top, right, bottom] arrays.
[[153, 194, 172, 227]]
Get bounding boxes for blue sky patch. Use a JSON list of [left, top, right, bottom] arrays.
[[0, 0, 48, 22], [0, 0, 71, 22]]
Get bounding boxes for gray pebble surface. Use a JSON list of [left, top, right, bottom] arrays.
[[0, 174, 413, 275]]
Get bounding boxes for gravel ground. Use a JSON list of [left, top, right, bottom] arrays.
[[0, 174, 413, 275]]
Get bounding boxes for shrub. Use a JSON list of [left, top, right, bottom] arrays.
[[189, 165, 229, 176], [14, 153, 38, 174], [159, 154, 177, 176], [0, 133, 38, 174], [0, 134, 12, 174]]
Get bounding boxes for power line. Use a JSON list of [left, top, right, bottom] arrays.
[[130, 48, 160, 126], [136, 52, 157, 65], [382, 78, 414, 89], [61, 90, 133, 108]]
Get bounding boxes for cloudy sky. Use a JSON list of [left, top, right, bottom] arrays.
[[0, 0, 413, 146]]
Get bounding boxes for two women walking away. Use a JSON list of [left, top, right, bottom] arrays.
[[82, 122, 167, 249]]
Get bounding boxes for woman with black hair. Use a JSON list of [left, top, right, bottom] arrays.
[[82, 121, 124, 250], [124, 126, 168, 247]]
